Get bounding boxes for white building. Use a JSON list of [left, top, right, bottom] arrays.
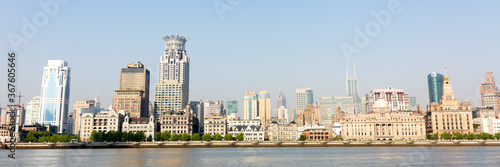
[[24, 96, 41, 125], [204, 114, 226, 136], [366, 87, 410, 112], [244, 91, 258, 120], [159, 35, 190, 101], [319, 97, 334, 126], [80, 110, 124, 142], [332, 123, 341, 136], [228, 120, 264, 141], [204, 100, 224, 117], [122, 115, 156, 139], [475, 117, 500, 134], [154, 80, 188, 117], [296, 87, 313, 112], [277, 106, 288, 123], [39, 60, 71, 134]]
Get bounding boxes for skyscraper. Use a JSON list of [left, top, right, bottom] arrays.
[[244, 91, 258, 120], [258, 91, 271, 127], [154, 80, 187, 116], [346, 58, 361, 114], [319, 97, 335, 126], [296, 87, 313, 111], [480, 72, 500, 116], [226, 100, 238, 116], [159, 35, 190, 102], [24, 96, 41, 125], [113, 62, 150, 118], [410, 97, 418, 112], [277, 90, 286, 109], [39, 60, 71, 134], [277, 106, 288, 123], [428, 72, 444, 104]]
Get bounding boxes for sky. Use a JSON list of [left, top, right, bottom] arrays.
[[1, 1, 499, 119]]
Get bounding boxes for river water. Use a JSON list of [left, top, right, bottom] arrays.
[[1, 146, 499, 166]]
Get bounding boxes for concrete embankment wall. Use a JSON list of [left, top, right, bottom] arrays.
[[4, 140, 500, 149]]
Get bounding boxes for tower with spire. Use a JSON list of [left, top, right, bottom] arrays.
[[346, 57, 361, 114]]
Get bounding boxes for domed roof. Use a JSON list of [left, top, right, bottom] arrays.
[[374, 99, 389, 108]]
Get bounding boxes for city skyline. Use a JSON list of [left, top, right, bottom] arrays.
[[1, 1, 500, 120]]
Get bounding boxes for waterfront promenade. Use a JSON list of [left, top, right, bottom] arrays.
[[3, 140, 500, 149]]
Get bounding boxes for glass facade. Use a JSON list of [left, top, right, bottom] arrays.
[[226, 100, 238, 116], [428, 72, 444, 104]]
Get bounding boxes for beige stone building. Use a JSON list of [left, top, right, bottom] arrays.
[[267, 122, 299, 141], [295, 104, 317, 126], [342, 99, 426, 141], [426, 75, 474, 135], [160, 107, 194, 135], [122, 115, 156, 139], [481, 72, 500, 116], [204, 114, 226, 136], [80, 110, 124, 142], [72, 98, 99, 136]]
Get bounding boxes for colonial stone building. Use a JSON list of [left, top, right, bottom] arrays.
[[204, 114, 226, 136], [122, 115, 156, 139], [342, 99, 426, 141], [160, 108, 195, 135], [80, 110, 125, 142], [426, 75, 474, 135], [227, 120, 264, 141], [267, 122, 299, 141]]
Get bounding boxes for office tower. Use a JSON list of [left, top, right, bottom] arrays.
[[39, 60, 71, 134], [24, 96, 41, 125], [480, 72, 500, 116], [277, 106, 288, 123], [159, 35, 190, 102], [244, 91, 258, 120], [226, 100, 238, 116], [277, 90, 286, 109], [189, 101, 204, 133], [113, 62, 150, 118], [319, 97, 334, 126], [154, 80, 187, 116], [365, 87, 410, 112], [333, 97, 355, 115], [258, 91, 271, 128], [346, 58, 361, 114], [360, 97, 366, 114], [428, 72, 444, 104], [296, 87, 313, 111], [410, 97, 418, 111], [204, 100, 224, 117], [72, 98, 99, 136]]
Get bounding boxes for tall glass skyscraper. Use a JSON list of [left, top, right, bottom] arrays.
[[39, 60, 71, 134], [226, 100, 238, 116], [159, 35, 190, 102], [428, 72, 444, 104], [277, 90, 286, 109], [296, 87, 313, 111]]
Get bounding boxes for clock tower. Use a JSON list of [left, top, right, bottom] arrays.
[[439, 75, 459, 110]]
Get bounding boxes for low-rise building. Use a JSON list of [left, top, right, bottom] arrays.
[[80, 110, 125, 142], [204, 114, 226, 136], [122, 115, 156, 139], [0, 124, 10, 143], [475, 117, 500, 134], [332, 123, 341, 136], [268, 121, 299, 141], [473, 106, 497, 118], [227, 120, 264, 141], [160, 108, 195, 135], [303, 128, 330, 141]]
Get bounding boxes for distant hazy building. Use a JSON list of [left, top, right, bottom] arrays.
[[189, 101, 204, 133], [428, 72, 444, 104], [318, 97, 334, 126], [360, 97, 367, 114], [204, 114, 227, 136], [258, 91, 271, 128], [204, 100, 224, 117], [115, 62, 150, 118], [244, 91, 258, 120], [39, 60, 71, 134], [410, 97, 418, 112], [72, 98, 99, 136], [333, 97, 355, 115], [122, 115, 156, 139], [159, 35, 190, 102], [366, 87, 410, 112], [154, 80, 188, 118], [24, 96, 41, 125], [277, 90, 286, 109], [296, 87, 313, 111], [80, 110, 125, 142], [332, 106, 345, 123], [277, 106, 288, 123], [480, 72, 500, 116], [226, 100, 238, 116], [295, 104, 317, 126]]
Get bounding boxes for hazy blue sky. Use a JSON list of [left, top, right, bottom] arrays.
[[1, 1, 499, 118]]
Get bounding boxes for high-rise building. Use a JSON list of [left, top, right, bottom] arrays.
[[159, 35, 190, 102], [189, 101, 204, 134], [154, 80, 187, 117], [277, 106, 288, 123], [72, 98, 99, 136], [333, 96, 355, 115], [318, 97, 334, 126], [277, 90, 286, 109], [24, 96, 41, 125], [113, 62, 150, 118], [428, 72, 444, 104], [346, 58, 361, 115], [39, 60, 71, 134], [244, 91, 258, 120], [360, 97, 366, 114], [410, 97, 418, 111], [258, 91, 271, 128], [480, 72, 500, 116], [296, 87, 313, 111], [226, 100, 238, 116], [365, 87, 410, 112]]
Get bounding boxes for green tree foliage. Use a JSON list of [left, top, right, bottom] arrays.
[[332, 135, 343, 141], [202, 134, 212, 141], [214, 134, 223, 141], [23, 131, 78, 142], [224, 134, 234, 141], [162, 131, 171, 141], [478, 132, 494, 140], [155, 132, 163, 141], [170, 134, 179, 141], [89, 131, 98, 142], [236, 133, 244, 141], [465, 133, 477, 140], [453, 132, 464, 140], [180, 133, 191, 141], [440, 132, 452, 140], [147, 135, 153, 142], [136, 131, 145, 142], [299, 135, 306, 141], [494, 133, 500, 140], [192, 133, 201, 141]]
